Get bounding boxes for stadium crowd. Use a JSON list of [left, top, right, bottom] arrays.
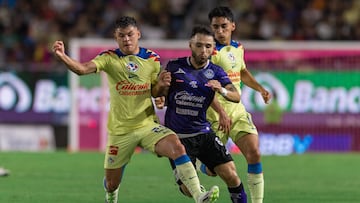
[[0, 0, 360, 65]]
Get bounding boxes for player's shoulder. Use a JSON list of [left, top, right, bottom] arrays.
[[230, 40, 243, 49], [98, 49, 119, 57], [168, 57, 187, 64], [138, 47, 160, 62], [214, 40, 244, 51], [166, 57, 187, 71]]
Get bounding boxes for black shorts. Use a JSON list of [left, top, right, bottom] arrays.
[[170, 132, 233, 184]]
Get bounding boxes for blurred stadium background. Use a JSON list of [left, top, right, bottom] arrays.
[[0, 0, 360, 202]]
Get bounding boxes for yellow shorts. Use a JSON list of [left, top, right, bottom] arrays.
[[104, 123, 175, 169], [211, 112, 258, 144]]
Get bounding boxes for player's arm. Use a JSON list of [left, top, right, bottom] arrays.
[[154, 96, 166, 109], [152, 70, 171, 97], [241, 68, 271, 104], [207, 80, 240, 103], [210, 96, 231, 135], [52, 40, 97, 75]]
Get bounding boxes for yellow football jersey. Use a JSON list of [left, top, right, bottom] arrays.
[[207, 40, 247, 125], [92, 48, 160, 135]]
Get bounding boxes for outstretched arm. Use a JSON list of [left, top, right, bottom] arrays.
[[241, 68, 271, 104], [52, 40, 97, 75]]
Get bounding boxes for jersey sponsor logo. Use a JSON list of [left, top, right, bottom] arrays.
[[174, 68, 186, 74], [176, 79, 184, 83], [174, 91, 205, 108], [176, 107, 199, 116], [227, 71, 240, 83], [109, 145, 118, 155], [115, 80, 150, 96], [204, 69, 215, 79]]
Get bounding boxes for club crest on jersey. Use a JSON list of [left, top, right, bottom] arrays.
[[127, 61, 139, 73], [227, 52, 236, 63], [204, 69, 215, 79]]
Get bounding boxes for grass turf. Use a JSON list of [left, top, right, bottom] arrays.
[[0, 151, 359, 203]]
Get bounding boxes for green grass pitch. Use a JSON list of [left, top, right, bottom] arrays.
[[0, 151, 359, 203]]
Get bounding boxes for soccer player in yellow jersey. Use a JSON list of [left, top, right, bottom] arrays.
[[203, 7, 271, 203], [52, 16, 219, 203]]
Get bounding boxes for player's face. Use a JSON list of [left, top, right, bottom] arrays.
[[114, 26, 141, 55], [189, 34, 214, 67], [210, 17, 235, 45]]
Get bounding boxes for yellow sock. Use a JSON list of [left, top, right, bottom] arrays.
[[247, 173, 264, 203], [176, 161, 202, 200]]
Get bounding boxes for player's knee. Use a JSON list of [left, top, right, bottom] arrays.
[[179, 184, 192, 197], [246, 148, 261, 162], [172, 141, 186, 157]]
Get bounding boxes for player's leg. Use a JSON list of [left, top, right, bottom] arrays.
[[141, 124, 219, 203], [169, 158, 193, 197], [213, 162, 247, 203], [156, 134, 219, 203], [235, 133, 264, 203], [104, 166, 125, 203], [103, 134, 138, 203], [199, 133, 247, 203]]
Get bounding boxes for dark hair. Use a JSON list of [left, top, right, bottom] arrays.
[[190, 25, 214, 38], [208, 6, 234, 22], [114, 16, 138, 29]]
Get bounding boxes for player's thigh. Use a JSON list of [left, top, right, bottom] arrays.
[[231, 112, 258, 143], [198, 133, 233, 173], [138, 122, 176, 153], [104, 134, 138, 169]]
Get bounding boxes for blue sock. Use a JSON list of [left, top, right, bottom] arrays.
[[200, 163, 207, 174], [174, 155, 191, 165], [248, 163, 262, 174]]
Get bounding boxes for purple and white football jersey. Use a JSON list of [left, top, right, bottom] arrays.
[[165, 57, 231, 135]]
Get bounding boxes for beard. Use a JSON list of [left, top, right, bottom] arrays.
[[192, 52, 208, 67]]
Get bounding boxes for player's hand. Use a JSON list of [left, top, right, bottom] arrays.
[[52, 40, 65, 57], [218, 111, 231, 135], [154, 96, 165, 109], [158, 70, 171, 87], [206, 80, 222, 92], [261, 89, 271, 104]]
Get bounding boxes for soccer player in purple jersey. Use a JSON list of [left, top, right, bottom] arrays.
[[154, 25, 248, 203], [53, 16, 219, 203]]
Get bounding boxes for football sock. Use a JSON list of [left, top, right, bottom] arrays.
[[174, 155, 202, 200], [248, 163, 264, 203], [228, 183, 247, 203], [200, 163, 207, 174]]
